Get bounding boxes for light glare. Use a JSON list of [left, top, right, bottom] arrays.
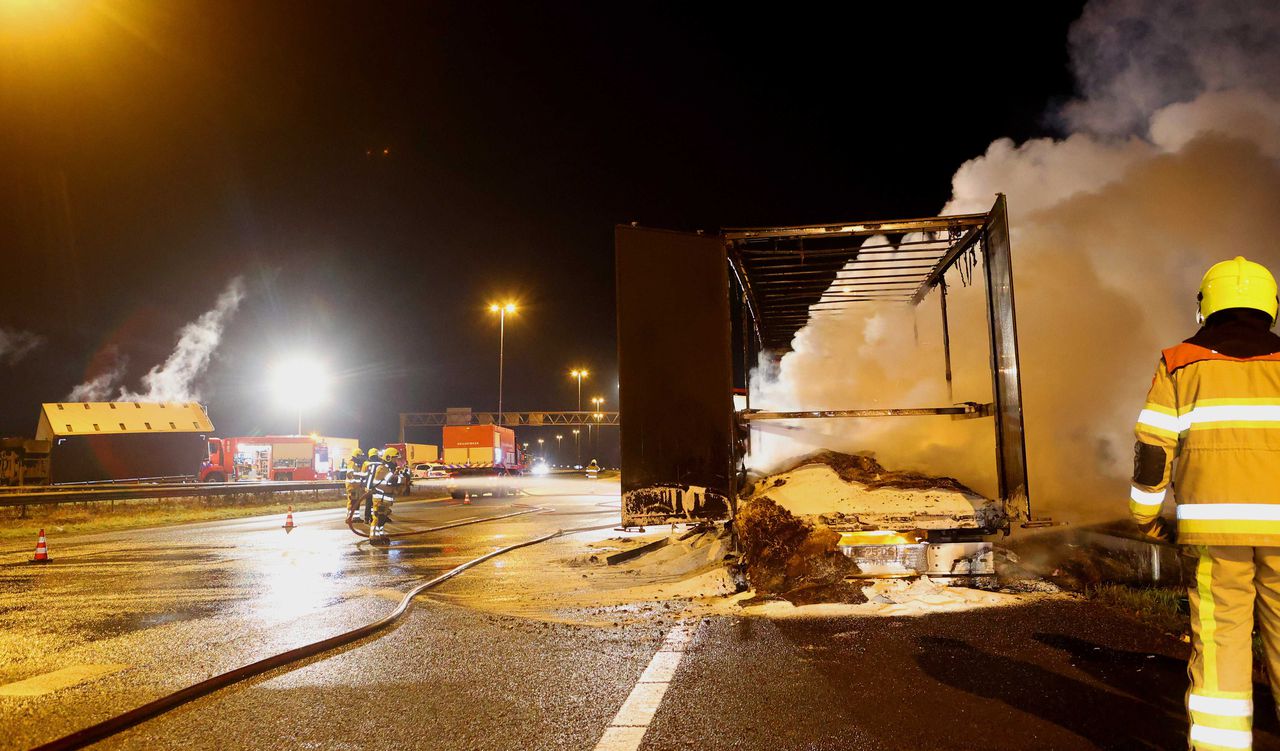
[[270, 356, 330, 410]]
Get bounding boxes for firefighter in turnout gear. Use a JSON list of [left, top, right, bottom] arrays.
[[343, 448, 366, 523], [356, 448, 382, 526], [1131, 256, 1280, 751], [368, 447, 403, 543]]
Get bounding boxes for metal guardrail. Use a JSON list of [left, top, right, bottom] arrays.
[[0, 481, 343, 508]]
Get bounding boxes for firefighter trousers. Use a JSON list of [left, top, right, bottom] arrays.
[[344, 485, 364, 516], [371, 492, 393, 530], [1187, 545, 1280, 750]]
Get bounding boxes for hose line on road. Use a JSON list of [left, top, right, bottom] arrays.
[[345, 504, 545, 540], [32, 516, 619, 751], [345, 509, 550, 542]]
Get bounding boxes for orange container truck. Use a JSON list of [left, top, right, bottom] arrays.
[[441, 425, 523, 499]]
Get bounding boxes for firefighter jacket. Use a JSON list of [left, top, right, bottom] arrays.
[[371, 463, 401, 498], [1132, 313, 1280, 546], [363, 459, 389, 491]]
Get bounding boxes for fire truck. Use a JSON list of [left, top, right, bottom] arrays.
[[200, 435, 357, 482]]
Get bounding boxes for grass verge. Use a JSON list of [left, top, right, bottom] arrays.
[[1089, 583, 1188, 637], [0, 490, 350, 545]]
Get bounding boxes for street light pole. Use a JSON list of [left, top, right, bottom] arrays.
[[556, 434, 563, 463], [490, 302, 517, 424], [573, 429, 581, 465], [590, 397, 604, 457], [570, 369, 589, 411]]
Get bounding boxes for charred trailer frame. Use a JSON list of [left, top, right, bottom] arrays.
[[616, 196, 1033, 534]]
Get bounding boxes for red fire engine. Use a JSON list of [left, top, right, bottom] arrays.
[[200, 435, 355, 482]]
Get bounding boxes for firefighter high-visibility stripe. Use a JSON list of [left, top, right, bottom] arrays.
[[1138, 405, 1280, 437], [1130, 486, 1166, 507], [1185, 405, 1280, 425], [1189, 724, 1252, 749], [1189, 694, 1254, 717], [1190, 711, 1252, 732], [1137, 409, 1182, 435], [1179, 504, 1280, 521], [1179, 520, 1280, 540], [1198, 551, 1219, 693]]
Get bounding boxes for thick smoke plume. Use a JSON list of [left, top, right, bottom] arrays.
[[749, 0, 1280, 524], [66, 277, 245, 403], [0, 328, 44, 365]]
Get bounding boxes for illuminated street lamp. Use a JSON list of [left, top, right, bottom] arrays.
[[269, 356, 330, 435], [489, 302, 517, 423], [588, 396, 604, 455], [555, 434, 563, 462], [537, 437, 544, 459], [569, 368, 589, 411], [572, 428, 581, 465], [588, 397, 604, 452]]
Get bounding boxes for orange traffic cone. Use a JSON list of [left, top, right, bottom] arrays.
[[463, 491, 471, 506], [30, 529, 50, 563], [281, 506, 297, 533]]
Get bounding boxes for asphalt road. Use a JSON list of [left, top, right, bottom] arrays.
[[2, 478, 1275, 750]]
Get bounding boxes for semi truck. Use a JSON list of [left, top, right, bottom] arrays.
[[440, 424, 525, 499], [381, 442, 439, 467], [200, 435, 357, 482]]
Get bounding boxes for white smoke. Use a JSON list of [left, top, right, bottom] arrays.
[[0, 328, 44, 364], [66, 352, 128, 402], [65, 277, 246, 403], [749, 0, 1280, 523]]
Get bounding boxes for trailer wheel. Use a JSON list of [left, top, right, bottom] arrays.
[[450, 489, 465, 500], [279, 473, 294, 482], [204, 473, 225, 483]]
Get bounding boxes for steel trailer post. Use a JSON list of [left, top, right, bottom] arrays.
[[939, 278, 954, 403], [981, 194, 1032, 526]]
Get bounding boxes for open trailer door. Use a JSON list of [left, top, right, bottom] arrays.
[[615, 225, 735, 526]]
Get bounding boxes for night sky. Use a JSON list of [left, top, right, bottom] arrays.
[[0, 2, 1085, 460]]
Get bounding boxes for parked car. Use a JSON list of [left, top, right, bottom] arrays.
[[412, 463, 452, 480]]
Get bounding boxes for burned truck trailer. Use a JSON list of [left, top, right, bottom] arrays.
[[616, 196, 1034, 577], [34, 402, 213, 484]]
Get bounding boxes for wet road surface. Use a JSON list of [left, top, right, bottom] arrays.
[[2, 479, 1272, 750]]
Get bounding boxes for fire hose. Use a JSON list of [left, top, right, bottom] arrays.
[[33, 515, 619, 751], [345, 502, 542, 540]]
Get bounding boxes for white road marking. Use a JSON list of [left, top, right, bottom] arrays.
[[0, 664, 129, 697], [593, 621, 699, 751]]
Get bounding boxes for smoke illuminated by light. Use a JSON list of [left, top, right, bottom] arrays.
[[749, 0, 1280, 524]]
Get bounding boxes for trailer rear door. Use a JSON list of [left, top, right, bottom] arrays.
[[615, 225, 735, 525]]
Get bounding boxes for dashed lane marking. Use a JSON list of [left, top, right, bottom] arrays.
[[592, 621, 699, 751], [0, 664, 129, 697]]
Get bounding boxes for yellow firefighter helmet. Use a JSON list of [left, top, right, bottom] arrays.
[[1199, 256, 1279, 324], [367, 448, 380, 458], [351, 448, 365, 458], [382, 447, 400, 459]]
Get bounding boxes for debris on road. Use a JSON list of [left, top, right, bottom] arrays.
[[734, 497, 863, 605]]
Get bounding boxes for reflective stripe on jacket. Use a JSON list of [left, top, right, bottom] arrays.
[[1133, 341, 1280, 546]]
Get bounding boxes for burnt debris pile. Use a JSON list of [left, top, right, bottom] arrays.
[[734, 497, 864, 605], [771, 450, 977, 495]]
